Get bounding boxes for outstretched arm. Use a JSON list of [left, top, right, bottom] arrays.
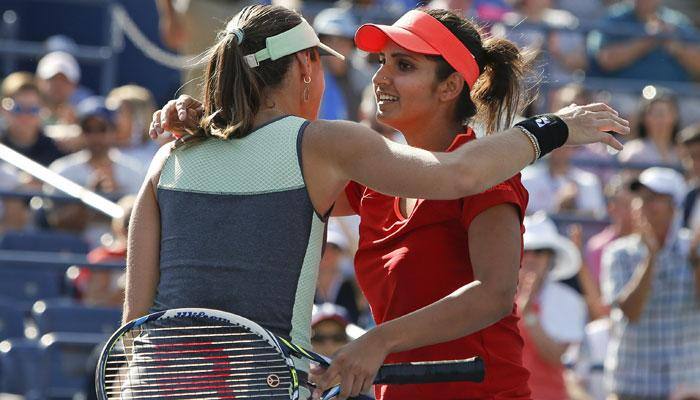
[[312, 203, 522, 399]]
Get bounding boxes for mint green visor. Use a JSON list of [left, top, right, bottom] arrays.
[[244, 18, 346, 68]]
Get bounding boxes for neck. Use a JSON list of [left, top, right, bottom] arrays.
[[650, 135, 673, 153], [89, 151, 110, 164], [399, 113, 464, 151]]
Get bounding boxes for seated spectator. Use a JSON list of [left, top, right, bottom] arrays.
[[0, 72, 65, 166], [310, 303, 351, 358], [0, 163, 31, 236], [522, 146, 606, 217], [106, 84, 161, 169], [518, 213, 587, 400], [680, 123, 700, 230], [601, 167, 700, 399], [554, 84, 617, 184], [49, 96, 145, 197], [73, 195, 133, 307], [315, 225, 362, 324], [313, 7, 372, 122], [618, 88, 682, 168], [36, 51, 89, 125], [587, 0, 700, 82], [499, 0, 586, 85]]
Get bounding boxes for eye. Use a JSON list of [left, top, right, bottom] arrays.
[[398, 60, 414, 71]]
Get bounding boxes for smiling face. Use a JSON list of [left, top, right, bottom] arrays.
[[372, 40, 446, 135]]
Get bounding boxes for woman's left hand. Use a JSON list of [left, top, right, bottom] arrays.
[[311, 329, 391, 400]]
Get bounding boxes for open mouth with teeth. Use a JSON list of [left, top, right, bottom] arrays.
[[377, 93, 399, 103]]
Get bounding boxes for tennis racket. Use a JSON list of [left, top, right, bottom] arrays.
[[96, 308, 485, 400]]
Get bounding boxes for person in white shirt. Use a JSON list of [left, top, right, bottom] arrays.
[[522, 146, 606, 217]]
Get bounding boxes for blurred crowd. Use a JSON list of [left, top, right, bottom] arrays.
[[1, 0, 700, 399]]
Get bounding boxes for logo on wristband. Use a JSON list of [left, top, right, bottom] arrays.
[[535, 116, 552, 128]]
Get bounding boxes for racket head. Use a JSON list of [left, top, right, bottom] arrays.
[[96, 308, 301, 400]]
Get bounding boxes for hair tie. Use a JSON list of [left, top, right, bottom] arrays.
[[226, 26, 245, 45]]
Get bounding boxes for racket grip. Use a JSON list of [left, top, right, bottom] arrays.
[[373, 357, 485, 384]]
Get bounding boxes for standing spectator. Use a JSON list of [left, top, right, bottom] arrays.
[[36, 51, 86, 125], [315, 225, 362, 324], [156, 0, 254, 98], [618, 89, 682, 168], [106, 84, 161, 169], [585, 175, 635, 287], [587, 0, 700, 82], [601, 167, 700, 399], [679, 123, 700, 230], [313, 7, 371, 122], [519, 213, 588, 400], [522, 146, 606, 217], [0, 72, 65, 166]]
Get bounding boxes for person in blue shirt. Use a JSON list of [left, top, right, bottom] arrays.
[[587, 0, 700, 82]]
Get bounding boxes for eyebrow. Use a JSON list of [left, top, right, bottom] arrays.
[[380, 51, 420, 62]]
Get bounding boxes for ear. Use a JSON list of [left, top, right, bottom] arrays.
[[437, 72, 465, 103], [294, 50, 312, 80]]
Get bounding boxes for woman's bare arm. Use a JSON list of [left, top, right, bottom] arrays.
[[122, 146, 171, 323]]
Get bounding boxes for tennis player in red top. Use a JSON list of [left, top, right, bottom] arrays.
[[313, 9, 535, 399]]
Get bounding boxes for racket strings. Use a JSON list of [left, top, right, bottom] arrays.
[[102, 318, 294, 400]]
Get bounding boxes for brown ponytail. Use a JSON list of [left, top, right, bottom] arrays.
[[424, 9, 533, 133], [198, 5, 304, 140]]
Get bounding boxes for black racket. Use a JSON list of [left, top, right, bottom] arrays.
[[96, 308, 485, 400]]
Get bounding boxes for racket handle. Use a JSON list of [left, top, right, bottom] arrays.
[[373, 357, 485, 384]]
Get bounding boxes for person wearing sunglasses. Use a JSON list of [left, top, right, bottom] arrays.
[[0, 72, 64, 167]]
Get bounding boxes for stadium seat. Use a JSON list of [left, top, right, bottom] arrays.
[[0, 265, 66, 306], [0, 298, 26, 341], [0, 338, 44, 399], [39, 332, 106, 400], [31, 299, 121, 337], [0, 230, 89, 254]]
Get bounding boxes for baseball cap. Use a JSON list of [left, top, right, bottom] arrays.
[[242, 17, 345, 68], [313, 8, 357, 39], [354, 9, 480, 89], [311, 303, 350, 328], [630, 167, 687, 206], [36, 51, 80, 83], [76, 96, 115, 124]]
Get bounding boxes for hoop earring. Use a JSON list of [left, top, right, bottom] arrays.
[[303, 75, 311, 102]]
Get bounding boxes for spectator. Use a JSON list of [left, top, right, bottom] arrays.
[[519, 212, 587, 400], [310, 303, 351, 358], [73, 195, 133, 307], [36, 51, 86, 124], [156, 0, 254, 98], [572, 317, 612, 400], [554, 84, 617, 184], [601, 167, 700, 399], [585, 175, 635, 288], [522, 146, 606, 217], [588, 0, 700, 82], [49, 96, 145, 197], [496, 0, 584, 86], [106, 84, 161, 169], [618, 89, 682, 168], [679, 123, 700, 230], [315, 225, 362, 324], [0, 164, 31, 236], [0, 72, 65, 166], [313, 7, 371, 122]]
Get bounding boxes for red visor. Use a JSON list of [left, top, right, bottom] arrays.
[[355, 10, 481, 89]]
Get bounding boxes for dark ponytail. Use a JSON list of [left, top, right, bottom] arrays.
[[198, 5, 303, 140], [424, 9, 532, 133]]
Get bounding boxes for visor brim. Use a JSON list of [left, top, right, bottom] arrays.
[[354, 23, 439, 55], [318, 42, 346, 61]]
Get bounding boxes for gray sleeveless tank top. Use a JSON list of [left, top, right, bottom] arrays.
[[152, 116, 325, 368]]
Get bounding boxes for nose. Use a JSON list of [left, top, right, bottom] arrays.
[[372, 66, 389, 87]]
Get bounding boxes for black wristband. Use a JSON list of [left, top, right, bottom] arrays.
[[515, 114, 569, 159]]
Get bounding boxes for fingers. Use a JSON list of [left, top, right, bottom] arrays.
[[176, 95, 203, 122], [160, 100, 178, 130], [338, 371, 355, 400], [600, 132, 624, 151], [595, 118, 630, 136], [150, 110, 162, 138], [315, 363, 339, 395], [581, 102, 618, 116]]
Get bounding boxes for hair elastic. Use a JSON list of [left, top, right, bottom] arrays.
[[227, 26, 245, 45]]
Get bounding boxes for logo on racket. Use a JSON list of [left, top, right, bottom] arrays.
[[267, 374, 281, 388]]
